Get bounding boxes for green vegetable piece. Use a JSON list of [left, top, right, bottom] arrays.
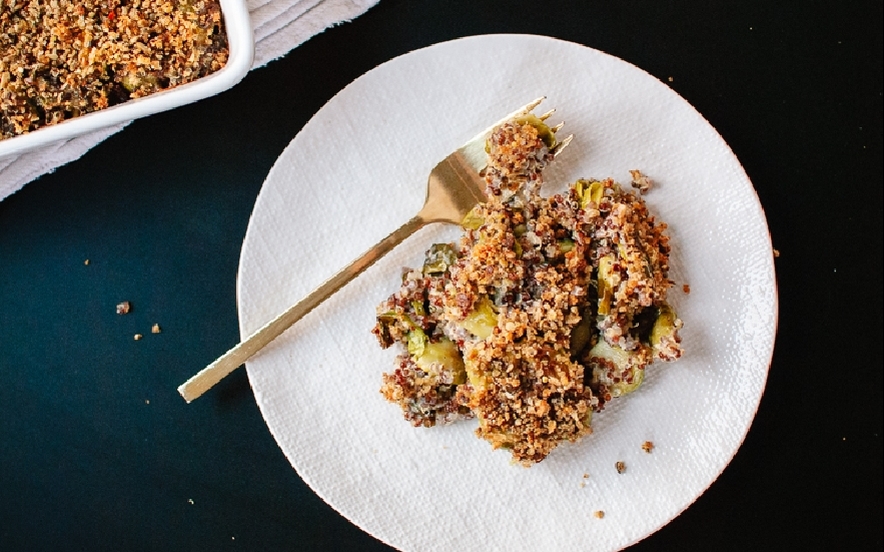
[[423, 243, 457, 276], [574, 179, 605, 209], [597, 254, 617, 315], [558, 238, 575, 253], [461, 207, 485, 230], [650, 304, 678, 348], [462, 296, 498, 339], [414, 338, 466, 384], [411, 300, 426, 316], [406, 327, 428, 357], [588, 339, 645, 397], [120, 73, 141, 92]]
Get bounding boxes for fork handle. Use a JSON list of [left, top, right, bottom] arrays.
[[177, 215, 427, 403]]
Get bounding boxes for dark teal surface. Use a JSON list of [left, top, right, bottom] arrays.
[[1, 1, 881, 550]]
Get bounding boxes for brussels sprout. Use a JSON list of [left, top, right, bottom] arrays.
[[649, 303, 683, 361], [461, 296, 498, 339], [587, 339, 645, 397], [410, 300, 426, 316], [423, 243, 458, 276], [406, 326, 428, 357], [574, 179, 604, 209], [413, 338, 466, 385], [461, 207, 485, 230], [596, 253, 617, 316], [650, 304, 678, 348]]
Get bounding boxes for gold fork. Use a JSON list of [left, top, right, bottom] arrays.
[[177, 96, 572, 403]]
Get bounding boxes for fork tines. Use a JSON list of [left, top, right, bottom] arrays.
[[532, 101, 573, 159]]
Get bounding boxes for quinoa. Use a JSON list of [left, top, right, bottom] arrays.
[[374, 116, 684, 466], [1, 0, 228, 140]]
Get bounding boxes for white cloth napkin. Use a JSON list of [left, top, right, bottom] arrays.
[[0, 0, 379, 202]]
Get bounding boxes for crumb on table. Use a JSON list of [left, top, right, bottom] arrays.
[[116, 301, 131, 315]]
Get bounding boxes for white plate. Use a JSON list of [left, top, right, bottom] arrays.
[[0, 0, 253, 158], [238, 34, 777, 552]]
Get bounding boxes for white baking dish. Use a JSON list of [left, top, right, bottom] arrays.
[[0, 0, 254, 159]]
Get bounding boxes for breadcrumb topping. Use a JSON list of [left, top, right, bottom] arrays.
[[1, 0, 228, 140], [374, 117, 683, 466]]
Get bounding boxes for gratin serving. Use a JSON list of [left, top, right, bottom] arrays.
[[1, 0, 228, 141], [373, 115, 683, 466]]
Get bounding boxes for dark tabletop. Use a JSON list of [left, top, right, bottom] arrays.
[[1, 1, 881, 550]]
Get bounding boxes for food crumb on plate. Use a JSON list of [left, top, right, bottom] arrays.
[[151, 323, 162, 334], [116, 301, 131, 315], [594, 510, 605, 519], [134, 333, 143, 341], [629, 169, 652, 194], [642, 440, 654, 453], [682, 283, 691, 294], [615, 461, 626, 474]]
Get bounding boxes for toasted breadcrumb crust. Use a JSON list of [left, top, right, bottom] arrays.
[[1, 0, 228, 140], [375, 119, 683, 466]]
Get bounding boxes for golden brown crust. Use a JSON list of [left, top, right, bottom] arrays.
[[374, 118, 683, 466]]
